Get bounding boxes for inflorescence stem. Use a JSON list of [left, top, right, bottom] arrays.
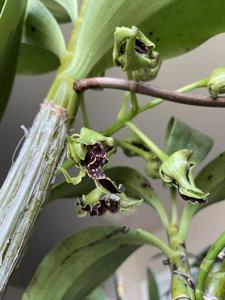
[[74, 77, 225, 107]]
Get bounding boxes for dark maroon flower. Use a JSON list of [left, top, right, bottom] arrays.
[[78, 194, 120, 217], [83, 143, 124, 194]]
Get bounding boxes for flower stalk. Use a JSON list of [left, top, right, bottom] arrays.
[[102, 78, 208, 136]]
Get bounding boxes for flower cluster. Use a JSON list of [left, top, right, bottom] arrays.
[[60, 128, 142, 217]]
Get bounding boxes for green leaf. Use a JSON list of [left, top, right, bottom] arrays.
[[67, 0, 225, 78], [17, 0, 66, 74], [195, 151, 225, 211], [0, 0, 27, 119], [85, 287, 107, 300], [165, 117, 213, 164], [147, 268, 160, 300], [22, 226, 150, 300], [40, 0, 78, 23]]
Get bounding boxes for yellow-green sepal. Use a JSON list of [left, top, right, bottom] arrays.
[[77, 127, 115, 151], [82, 188, 104, 206], [59, 167, 86, 186], [66, 128, 116, 167], [119, 193, 143, 212]]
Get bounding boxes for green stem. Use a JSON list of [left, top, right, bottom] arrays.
[[117, 139, 169, 230], [47, 74, 80, 123], [144, 193, 170, 230], [102, 77, 208, 137], [80, 94, 91, 128], [167, 225, 195, 300], [170, 188, 178, 225], [203, 257, 225, 299], [196, 232, 225, 300], [117, 140, 149, 160], [127, 71, 139, 112], [117, 92, 130, 119], [131, 228, 173, 258], [126, 121, 168, 162], [46, 1, 92, 121], [178, 205, 196, 242]]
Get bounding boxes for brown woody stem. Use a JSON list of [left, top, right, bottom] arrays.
[[74, 77, 225, 107]]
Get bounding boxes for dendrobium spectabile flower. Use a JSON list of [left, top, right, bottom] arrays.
[[60, 128, 142, 217], [113, 26, 160, 81], [159, 149, 209, 204]]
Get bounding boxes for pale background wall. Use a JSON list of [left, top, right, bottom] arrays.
[[1, 22, 225, 300]]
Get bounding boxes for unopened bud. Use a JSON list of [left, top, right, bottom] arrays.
[[208, 67, 225, 99], [113, 26, 160, 80]]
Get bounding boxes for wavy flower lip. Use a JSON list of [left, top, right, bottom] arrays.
[[83, 143, 124, 194], [60, 127, 124, 195], [178, 191, 208, 204]]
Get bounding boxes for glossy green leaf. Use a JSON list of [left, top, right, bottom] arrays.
[[147, 268, 160, 300], [165, 117, 213, 164], [85, 287, 107, 300], [65, 0, 225, 79], [17, 0, 66, 74], [40, 0, 78, 23], [196, 151, 225, 211], [22, 226, 150, 300], [0, 0, 27, 119]]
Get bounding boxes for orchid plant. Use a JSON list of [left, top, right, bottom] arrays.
[[1, 1, 225, 299]]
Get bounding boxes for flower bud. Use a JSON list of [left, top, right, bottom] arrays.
[[159, 149, 209, 204], [145, 157, 161, 179], [113, 26, 160, 79], [208, 67, 225, 99]]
